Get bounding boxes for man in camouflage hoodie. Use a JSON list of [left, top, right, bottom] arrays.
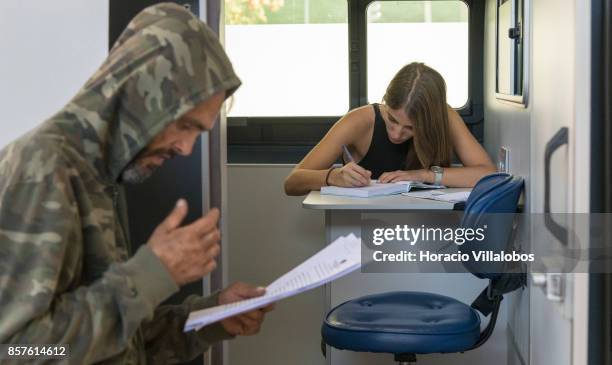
[[0, 3, 272, 364]]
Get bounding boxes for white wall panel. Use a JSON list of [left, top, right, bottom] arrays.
[[0, 0, 108, 148], [227, 165, 326, 365]]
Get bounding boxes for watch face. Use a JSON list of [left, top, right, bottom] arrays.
[[431, 166, 443, 173]]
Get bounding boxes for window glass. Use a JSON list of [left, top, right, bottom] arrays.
[[224, 0, 349, 117], [497, 0, 513, 94], [496, 0, 525, 101], [367, 1, 469, 108]]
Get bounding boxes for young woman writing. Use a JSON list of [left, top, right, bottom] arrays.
[[284, 62, 496, 196]]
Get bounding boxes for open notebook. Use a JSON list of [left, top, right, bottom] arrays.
[[321, 180, 443, 198]]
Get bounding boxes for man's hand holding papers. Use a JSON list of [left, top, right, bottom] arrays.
[[184, 234, 361, 332], [218, 283, 274, 336]]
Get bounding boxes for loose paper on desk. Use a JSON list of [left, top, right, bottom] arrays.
[[321, 180, 443, 198], [403, 189, 471, 203], [183, 234, 361, 332]]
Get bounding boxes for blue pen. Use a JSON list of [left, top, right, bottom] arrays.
[[342, 144, 354, 163]]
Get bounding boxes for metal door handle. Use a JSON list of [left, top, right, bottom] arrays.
[[544, 127, 569, 246]]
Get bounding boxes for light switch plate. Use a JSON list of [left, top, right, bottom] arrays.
[[498, 147, 510, 173]]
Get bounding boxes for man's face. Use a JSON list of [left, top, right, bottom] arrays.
[[121, 91, 225, 183]]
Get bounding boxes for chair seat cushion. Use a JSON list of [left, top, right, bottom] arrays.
[[322, 291, 481, 354]]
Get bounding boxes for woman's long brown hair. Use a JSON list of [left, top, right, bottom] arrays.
[[383, 62, 452, 169]]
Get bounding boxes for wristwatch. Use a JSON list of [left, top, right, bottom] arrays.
[[430, 165, 444, 186]]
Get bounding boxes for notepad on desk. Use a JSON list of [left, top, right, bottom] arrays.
[[320, 180, 444, 198]]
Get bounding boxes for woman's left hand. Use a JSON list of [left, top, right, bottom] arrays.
[[378, 170, 427, 184]]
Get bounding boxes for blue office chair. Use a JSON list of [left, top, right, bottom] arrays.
[[321, 173, 525, 364]]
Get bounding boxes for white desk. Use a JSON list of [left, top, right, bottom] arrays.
[[302, 190, 465, 210], [302, 189, 507, 365]]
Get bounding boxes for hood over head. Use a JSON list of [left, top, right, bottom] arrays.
[[43, 3, 241, 183]]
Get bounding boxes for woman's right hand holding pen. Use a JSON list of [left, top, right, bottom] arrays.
[[328, 162, 372, 187]]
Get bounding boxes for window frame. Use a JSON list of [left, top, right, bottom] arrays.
[[227, 0, 485, 164], [494, 0, 530, 106]]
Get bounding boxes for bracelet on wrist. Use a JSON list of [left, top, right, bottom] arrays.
[[325, 167, 337, 186]]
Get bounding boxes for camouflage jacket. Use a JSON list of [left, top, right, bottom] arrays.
[[0, 3, 241, 364]]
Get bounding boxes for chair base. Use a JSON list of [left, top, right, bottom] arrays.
[[395, 353, 417, 364]]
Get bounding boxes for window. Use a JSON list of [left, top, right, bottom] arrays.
[[366, 1, 469, 108], [225, 0, 484, 163], [224, 0, 349, 117], [495, 0, 528, 105]]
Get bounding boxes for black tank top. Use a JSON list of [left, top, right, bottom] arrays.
[[356, 104, 412, 179]]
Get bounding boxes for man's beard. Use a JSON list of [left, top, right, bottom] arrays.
[[120, 147, 176, 184], [120, 161, 155, 184]]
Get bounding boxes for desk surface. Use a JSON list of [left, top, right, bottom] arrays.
[[302, 188, 470, 210]]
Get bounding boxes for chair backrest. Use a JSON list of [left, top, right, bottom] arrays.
[[460, 173, 525, 280], [464, 173, 513, 213]]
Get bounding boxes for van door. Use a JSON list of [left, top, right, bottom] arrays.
[[529, 0, 591, 364]]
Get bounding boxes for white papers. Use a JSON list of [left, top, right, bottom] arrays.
[[403, 190, 471, 203], [183, 234, 361, 332], [321, 183, 406, 197], [321, 180, 443, 198]]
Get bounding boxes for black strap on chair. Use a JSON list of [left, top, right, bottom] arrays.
[[469, 294, 503, 350], [471, 273, 526, 316], [468, 273, 526, 350], [321, 338, 327, 357]]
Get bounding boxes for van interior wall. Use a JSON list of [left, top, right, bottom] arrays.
[[226, 165, 327, 365], [0, 0, 108, 149], [483, 0, 531, 363]]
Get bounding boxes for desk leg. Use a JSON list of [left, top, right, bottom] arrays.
[[324, 210, 361, 365], [324, 210, 332, 365]]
